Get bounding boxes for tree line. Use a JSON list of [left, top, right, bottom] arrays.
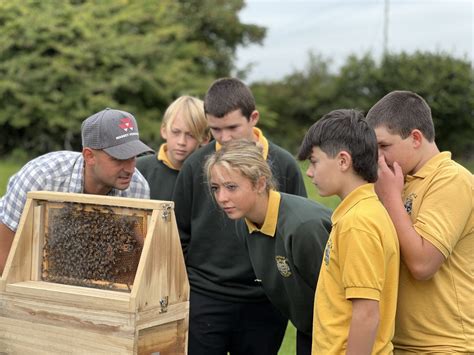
[[0, 0, 472, 160]]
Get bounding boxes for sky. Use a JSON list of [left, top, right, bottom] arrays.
[[235, 0, 473, 83]]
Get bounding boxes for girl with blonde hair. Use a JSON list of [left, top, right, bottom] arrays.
[[205, 139, 331, 355]]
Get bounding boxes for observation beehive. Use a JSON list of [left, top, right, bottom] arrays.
[[0, 191, 189, 354]]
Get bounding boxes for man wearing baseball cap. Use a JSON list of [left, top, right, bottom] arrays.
[[0, 108, 153, 274]]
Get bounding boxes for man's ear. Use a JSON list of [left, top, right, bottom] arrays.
[[82, 148, 95, 166], [249, 110, 260, 127], [410, 129, 423, 148], [337, 151, 352, 172]]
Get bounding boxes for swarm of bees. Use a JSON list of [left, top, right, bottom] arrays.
[[41, 203, 143, 292]]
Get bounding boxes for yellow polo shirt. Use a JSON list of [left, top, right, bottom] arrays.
[[313, 184, 399, 354], [394, 152, 473, 353]]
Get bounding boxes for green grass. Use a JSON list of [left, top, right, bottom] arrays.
[[279, 323, 297, 354], [0, 161, 22, 196]]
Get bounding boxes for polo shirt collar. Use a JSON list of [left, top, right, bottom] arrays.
[[331, 183, 376, 226], [158, 143, 179, 171], [245, 190, 280, 237], [406, 151, 451, 181]]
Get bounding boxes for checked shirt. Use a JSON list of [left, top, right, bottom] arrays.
[[0, 151, 150, 231]]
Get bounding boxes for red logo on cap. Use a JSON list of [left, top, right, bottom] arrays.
[[118, 117, 134, 132]]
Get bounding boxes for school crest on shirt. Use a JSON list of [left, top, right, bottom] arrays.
[[275, 256, 292, 277], [404, 193, 417, 215], [324, 237, 333, 267]]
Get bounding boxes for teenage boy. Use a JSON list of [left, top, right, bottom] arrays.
[[137, 95, 209, 200], [172, 77, 307, 355], [297, 109, 400, 354], [365, 90, 473, 353], [0, 108, 152, 274]]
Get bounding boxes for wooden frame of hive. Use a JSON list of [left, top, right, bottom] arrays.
[[0, 191, 189, 354]]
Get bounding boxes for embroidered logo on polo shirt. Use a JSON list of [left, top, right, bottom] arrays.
[[275, 256, 291, 277], [324, 237, 333, 267], [404, 193, 417, 215], [118, 117, 134, 132]]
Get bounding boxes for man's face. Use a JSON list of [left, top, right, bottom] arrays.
[[207, 109, 258, 144], [86, 149, 136, 193], [374, 126, 415, 176]]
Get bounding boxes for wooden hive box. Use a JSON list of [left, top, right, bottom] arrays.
[[0, 191, 189, 354]]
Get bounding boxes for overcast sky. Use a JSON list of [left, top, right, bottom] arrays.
[[235, 0, 473, 83]]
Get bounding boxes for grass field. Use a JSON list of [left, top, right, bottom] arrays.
[[0, 158, 471, 355], [0, 161, 23, 196]]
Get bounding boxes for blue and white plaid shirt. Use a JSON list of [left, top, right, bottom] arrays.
[[0, 151, 150, 231]]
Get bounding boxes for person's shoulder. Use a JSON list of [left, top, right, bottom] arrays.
[[346, 195, 393, 232], [137, 153, 157, 164], [22, 151, 80, 172], [267, 140, 300, 168], [132, 167, 148, 182], [6, 151, 81, 192], [128, 168, 150, 197], [136, 153, 158, 171], [267, 140, 294, 157], [440, 157, 473, 182]]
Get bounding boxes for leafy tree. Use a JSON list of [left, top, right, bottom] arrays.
[[378, 52, 474, 157], [335, 52, 474, 157], [253, 51, 473, 158], [177, 0, 266, 78], [252, 52, 337, 151], [0, 0, 265, 158]]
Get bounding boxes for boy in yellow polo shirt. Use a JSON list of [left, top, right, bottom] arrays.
[[298, 109, 400, 354], [366, 90, 473, 353]]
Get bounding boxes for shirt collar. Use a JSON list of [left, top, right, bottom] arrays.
[[215, 127, 269, 160], [158, 143, 179, 171], [406, 151, 451, 181], [245, 190, 280, 237], [331, 183, 376, 225]]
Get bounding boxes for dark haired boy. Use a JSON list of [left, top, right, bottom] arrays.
[[366, 90, 473, 353], [172, 77, 307, 354], [298, 109, 400, 354]]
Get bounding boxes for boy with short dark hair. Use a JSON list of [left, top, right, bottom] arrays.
[[366, 90, 473, 353], [298, 109, 400, 354], [173, 77, 307, 354]]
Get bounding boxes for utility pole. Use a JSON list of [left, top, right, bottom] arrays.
[[383, 0, 390, 56]]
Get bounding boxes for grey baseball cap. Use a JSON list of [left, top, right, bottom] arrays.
[[81, 108, 153, 160]]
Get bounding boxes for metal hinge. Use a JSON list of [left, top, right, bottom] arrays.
[[159, 296, 169, 313], [161, 204, 173, 221]]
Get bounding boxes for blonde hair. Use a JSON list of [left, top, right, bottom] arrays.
[[204, 139, 276, 192], [162, 95, 210, 144]]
